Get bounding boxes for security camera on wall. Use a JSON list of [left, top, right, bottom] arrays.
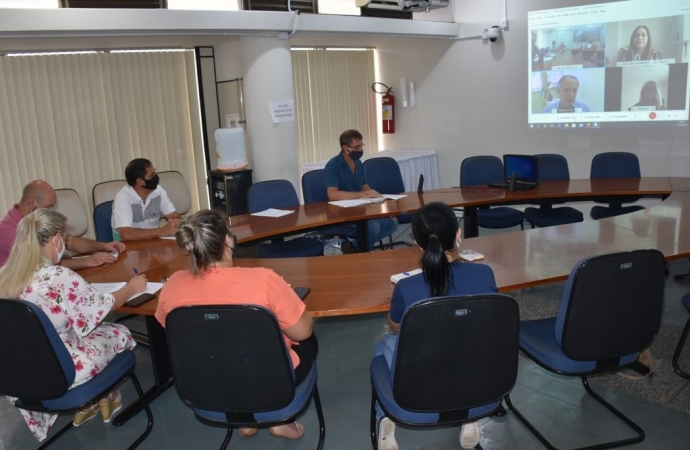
[[483, 26, 502, 43]]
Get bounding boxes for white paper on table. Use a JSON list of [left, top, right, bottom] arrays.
[[251, 208, 295, 218], [328, 197, 386, 208], [91, 282, 164, 303], [159, 236, 176, 240], [383, 194, 407, 200]]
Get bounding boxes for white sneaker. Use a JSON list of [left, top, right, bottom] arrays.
[[460, 421, 480, 449], [378, 417, 399, 450]]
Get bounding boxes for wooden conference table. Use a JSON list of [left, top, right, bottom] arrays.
[[77, 176, 690, 424]]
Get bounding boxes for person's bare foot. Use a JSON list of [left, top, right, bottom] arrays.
[[239, 427, 257, 437], [268, 422, 306, 439]]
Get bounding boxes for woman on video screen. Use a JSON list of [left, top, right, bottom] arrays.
[[629, 81, 666, 110], [619, 25, 656, 61]]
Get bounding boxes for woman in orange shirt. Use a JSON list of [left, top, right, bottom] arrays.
[[156, 209, 316, 440]]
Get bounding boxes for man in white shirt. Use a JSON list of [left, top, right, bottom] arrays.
[[112, 158, 182, 241]]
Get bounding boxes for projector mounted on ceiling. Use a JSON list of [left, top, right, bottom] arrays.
[[357, 0, 449, 13]]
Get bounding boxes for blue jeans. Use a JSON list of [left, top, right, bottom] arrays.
[[349, 218, 399, 251], [374, 333, 398, 420]]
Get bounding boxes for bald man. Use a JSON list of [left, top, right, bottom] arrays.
[[0, 180, 125, 268]]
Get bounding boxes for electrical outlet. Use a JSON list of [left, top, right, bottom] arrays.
[[481, 29, 488, 40], [501, 19, 508, 29]]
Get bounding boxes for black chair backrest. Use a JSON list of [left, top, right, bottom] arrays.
[[247, 180, 299, 213], [302, 169, 328, 204], [557, 249, 665, 362], [393, 294, 519, 412], [166, 305, 295, 413], [363, 157, 405, 194], [0, 299, 74, 400], [460, 156, 504, 186]]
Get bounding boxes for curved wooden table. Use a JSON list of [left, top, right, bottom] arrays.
[[77, 177, 690, 424]]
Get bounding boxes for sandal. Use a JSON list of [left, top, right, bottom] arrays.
[[268, 422, 306, 440], [98, 391, 123, 423], [239, 427, 257, 437], [73, 404, 99, 427], [460, 421, 481, 449]]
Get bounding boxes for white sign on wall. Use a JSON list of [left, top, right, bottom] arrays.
[[269, 100, 295, 123]]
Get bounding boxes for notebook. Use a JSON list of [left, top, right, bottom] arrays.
[[489, 154, 539, 189]]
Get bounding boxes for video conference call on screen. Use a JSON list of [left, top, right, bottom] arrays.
[[528, 0, 690, 129]]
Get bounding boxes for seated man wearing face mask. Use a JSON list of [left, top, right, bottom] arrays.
[[324, 129, 398, 253], [112, 158, 182, 241], [0, 180, 125, 268]]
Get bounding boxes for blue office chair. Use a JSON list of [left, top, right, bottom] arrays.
[[590, 152, 645, 220], [672, 292, 690, 380], [93, 200, 114, 243], [363, 157, 413, 248], [370, 294, 519, 450], [166, 305, 325, 450], [0, 299, 153, 450], [460, 156, 525, 231], [524, 154, 584, 227], [301, 169, 358, 244], [247, 180, 324, 258], [506, 249, 666, 450]]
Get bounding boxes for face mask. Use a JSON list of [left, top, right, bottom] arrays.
[[143, 173, 160, 190], [54, 235, 65, 263], [348, 149, 364, 161]]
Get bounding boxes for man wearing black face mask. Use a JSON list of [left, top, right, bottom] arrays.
[[324, 129, 398, 252], [112, 158, 181, 241]]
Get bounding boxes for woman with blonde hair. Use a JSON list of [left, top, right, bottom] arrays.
[[155, 209, 316, 440], [0, 209, 146, 441], [629, 80, 666, 110]]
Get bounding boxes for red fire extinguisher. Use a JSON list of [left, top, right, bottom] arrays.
[[373, 82, 395, 134]]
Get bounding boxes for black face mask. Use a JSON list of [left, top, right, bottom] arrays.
[[348, 149, 364, 161], [143, 174, 160, 191]]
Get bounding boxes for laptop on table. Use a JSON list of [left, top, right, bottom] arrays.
[[489, 154, 540, 190]]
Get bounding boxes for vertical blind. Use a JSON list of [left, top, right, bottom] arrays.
[[0, 50, 205, 239], [292, 48, 378, 164]]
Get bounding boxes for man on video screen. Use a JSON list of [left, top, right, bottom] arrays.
[[541, 75, 591, 113]]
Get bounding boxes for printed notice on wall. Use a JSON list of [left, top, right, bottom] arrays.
[[269, 100, 295, 123]]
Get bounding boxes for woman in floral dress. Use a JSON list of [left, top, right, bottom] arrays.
[[0, 209, 146, 441]]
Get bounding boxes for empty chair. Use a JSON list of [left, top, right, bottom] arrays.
[[460, 156, 525, 232], [0, 299, 153, 449], [166, 305, 325, 450], [523, 154, 584, 227], [672, 292, 690, 380], [158, 170, 192, 216], [363, 157, 412, 248], [589, 152, 645, 219], [247, 180, 324, 258], [301, 169, 358, 244], [370, 294, 519, 450], [506, 249, 666, 450], [54, 189, 89, 237]]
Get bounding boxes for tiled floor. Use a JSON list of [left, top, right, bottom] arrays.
[[2, 225, 690, 449]]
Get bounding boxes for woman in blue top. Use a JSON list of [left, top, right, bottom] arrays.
[[375, 202, 498, 450]]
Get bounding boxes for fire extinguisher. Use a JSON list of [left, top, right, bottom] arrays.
[[372, 82, 395, 134]]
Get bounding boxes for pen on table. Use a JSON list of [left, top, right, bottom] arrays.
[[133, 268, 138, 275]]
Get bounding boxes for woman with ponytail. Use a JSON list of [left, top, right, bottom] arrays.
[[0, 209, 146, 441], [374, 202, 497, 450], [155, 209, 316, 441]]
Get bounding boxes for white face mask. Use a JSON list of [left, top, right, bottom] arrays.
[[54, 235, 65, 263]]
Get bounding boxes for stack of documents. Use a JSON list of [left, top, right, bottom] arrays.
[[251, 208, 295, 217], [390, 268, 422, 283], [329, 194, 406, 208], [92, 282, 164, 303]]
